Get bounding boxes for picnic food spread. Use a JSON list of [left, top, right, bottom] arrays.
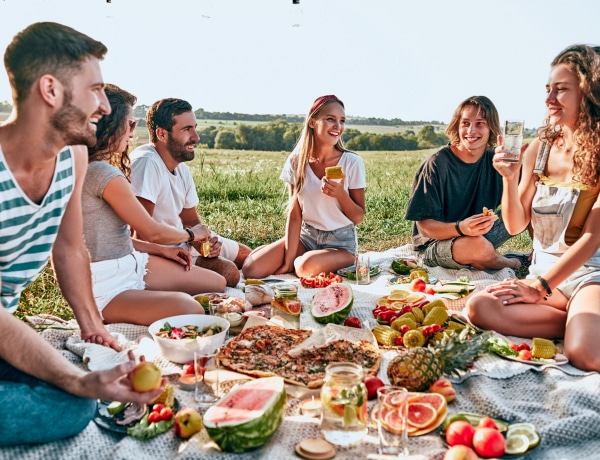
[[218, 325, 380, 388]]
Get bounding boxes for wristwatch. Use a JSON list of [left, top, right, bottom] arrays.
[[184, 227, 195, 243]]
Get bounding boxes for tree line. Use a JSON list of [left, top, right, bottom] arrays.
[[197, 121, 449, 151]]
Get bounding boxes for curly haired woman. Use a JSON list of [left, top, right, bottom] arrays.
[[466, 44, 600, 372]]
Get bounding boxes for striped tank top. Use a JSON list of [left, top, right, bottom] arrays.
[[0, 145, 76, 313]]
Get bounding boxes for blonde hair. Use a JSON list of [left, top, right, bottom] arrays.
[[292, 95, 347, 194], [539, 44, 600, 186]]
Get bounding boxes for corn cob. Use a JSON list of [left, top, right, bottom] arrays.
[[409, 270, 429, 283], [391, 316, 417, 331], [403, 329, 426, 348], [422, 303, 435, 316], [411, 307, 425, 322], [446, 320, 466, 331], [531, 338, 556, 359], [399, 312, 417, 322], [426, 299, 448, 310], [152, 384, 175, 407], [373, 325, 401, 346], [423, 306, 449, 326], [429, 331, 448, 345]]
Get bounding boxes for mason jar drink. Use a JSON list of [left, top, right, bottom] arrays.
[[320, 362, 368, 446]]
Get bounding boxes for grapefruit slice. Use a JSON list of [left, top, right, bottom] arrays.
[[407, 402, 437, 429], [408, 392, 447, 416], [383, 408, 407, 435]]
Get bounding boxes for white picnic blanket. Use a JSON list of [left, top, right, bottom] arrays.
[[3, 246, 599, 459]]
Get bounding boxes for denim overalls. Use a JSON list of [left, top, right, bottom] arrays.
[[527, 141, 600, 298]]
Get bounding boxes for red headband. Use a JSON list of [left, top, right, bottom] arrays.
[[308, 95, 341, 118]]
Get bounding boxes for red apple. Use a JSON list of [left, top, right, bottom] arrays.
[[344, 316, 362, 328], [364, 375, 385, 400], [174, 408, 203, 439], [429, 378, 456, 402], [444, 445, 478, 460]]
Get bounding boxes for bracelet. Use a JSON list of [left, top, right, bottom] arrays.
[[455, 221, 465, 237], [184, 227, 195, 243], [537, 276, 552, 298]]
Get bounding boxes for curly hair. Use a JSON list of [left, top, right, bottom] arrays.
[[445, 96, 501, 151], [539, 44, 600, 186], [146, 98, 193, 143], [4, 22, 107, 107], [88, 84, 137, 179]]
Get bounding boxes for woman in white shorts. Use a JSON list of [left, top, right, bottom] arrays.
[[465, 45, 600, 372], [83, 84, 226, 325], [242, 95, 366, 279]]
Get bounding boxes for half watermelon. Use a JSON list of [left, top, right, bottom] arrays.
[[310, 283, 354, 324], [203, 377, 286, 452]]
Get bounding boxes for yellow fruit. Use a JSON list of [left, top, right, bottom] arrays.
[[152, 384, 175, 407], [200, 240, 211, 257], [130, 362, 162, 392], [505, 433, 530, 455], [389, 291, 410, 301]]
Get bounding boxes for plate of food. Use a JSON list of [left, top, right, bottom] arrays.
[[94, 398, 180, 435], [389, 258, 423, 275], [193, 293, 251, 314], [389, 275, 438, 285], [337, 265, 380, 279], [487, 336, 568, 365]]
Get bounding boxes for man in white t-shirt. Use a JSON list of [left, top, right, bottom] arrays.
[[130, 98, 250, 287]]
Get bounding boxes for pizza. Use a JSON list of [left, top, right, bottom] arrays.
[[219, 325, 381, 388], [483, 206, 499, 221]]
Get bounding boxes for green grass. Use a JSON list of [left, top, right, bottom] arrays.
[[15, 147, 532, 321]]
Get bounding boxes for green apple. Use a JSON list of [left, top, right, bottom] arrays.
[[130, 361, 162, 392], [174, 408, 203, 439]]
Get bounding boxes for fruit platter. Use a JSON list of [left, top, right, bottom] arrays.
[[487, 336, 568, 365], [441, 412, 540, 456]]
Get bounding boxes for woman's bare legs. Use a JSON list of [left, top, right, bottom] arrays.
[[564, 283, 600, 372], [294, 248, 355, 278], [144, 254, 226, 294], [242, 238, 294, 279], [465, 282, 568, 338], [102, 290, 204, 325]]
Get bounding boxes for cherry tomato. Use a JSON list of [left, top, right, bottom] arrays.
[[509, 343, 520, 352], [159, 406, 174, 421], [477, 416, 498, 430], [519, 349, 532, 360], [518, 342, 531, 351], [473, 427, 506, 457], [148, 411, 161, 424], [445, 421, 475, 447], [152, 403, 165, 413]]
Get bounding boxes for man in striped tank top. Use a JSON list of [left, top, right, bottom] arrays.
[[0, 23, 166, 445]]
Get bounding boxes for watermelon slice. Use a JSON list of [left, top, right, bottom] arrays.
[[203, 377, 286, 452], [310, 283, 354, 324]]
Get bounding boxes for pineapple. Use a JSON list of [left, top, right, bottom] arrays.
[[387, 327, 491, 391]]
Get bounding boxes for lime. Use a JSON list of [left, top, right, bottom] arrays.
[[343, 404, 357, 427], [505, 433, 530, 455], [507, 423, 540, 449], [107, 401, 126, 415]]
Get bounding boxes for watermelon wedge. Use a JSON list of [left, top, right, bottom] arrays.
[[311, 283, 354, 324]]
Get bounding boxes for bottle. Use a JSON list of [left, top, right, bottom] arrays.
[[271, 283, 301, 328], [290, 0, 303, 27], [320, 362, 368, 446]]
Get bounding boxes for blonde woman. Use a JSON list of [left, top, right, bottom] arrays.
[[242, 95, 366, 279]]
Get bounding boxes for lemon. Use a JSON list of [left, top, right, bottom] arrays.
[[505, 433, 530, 454], [376, 297, 391, 306], [389, 290, 410, 301], [507, 423, 540, 449], [342, 404, 357, 427]]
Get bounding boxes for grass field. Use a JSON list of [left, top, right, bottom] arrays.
[[16, 146, 532, 322]]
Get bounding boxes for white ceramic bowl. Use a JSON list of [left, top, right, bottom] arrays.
[[148, 314, 229, 364]]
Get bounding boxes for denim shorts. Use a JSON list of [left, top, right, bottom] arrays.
[[421, 216, 512, 270], [299, 222, 358, 256], [90, 251, 149, 316]]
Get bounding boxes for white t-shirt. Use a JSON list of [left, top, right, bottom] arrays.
[[129, 144, 239, 261], [280, 151, 366, 231], [129, 143, 198, 231]]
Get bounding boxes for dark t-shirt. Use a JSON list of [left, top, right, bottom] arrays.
[[405, 145, 504, 250]]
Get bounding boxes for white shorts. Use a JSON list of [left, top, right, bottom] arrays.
[[90, 251, 149, 317]]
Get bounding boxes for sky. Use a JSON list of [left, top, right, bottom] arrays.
[[0, 0, 599, 128]]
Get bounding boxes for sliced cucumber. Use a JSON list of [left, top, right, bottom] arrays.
[[107, 401, 126, 415]]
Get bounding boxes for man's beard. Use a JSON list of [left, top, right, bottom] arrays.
[[50, 92, 98, 148], [166, 134, 196, 163]]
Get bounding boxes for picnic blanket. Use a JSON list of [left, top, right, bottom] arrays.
[[3, 246, 599, 459]]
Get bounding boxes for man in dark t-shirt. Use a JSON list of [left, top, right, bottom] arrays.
[[405, 96, 526, 270]]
